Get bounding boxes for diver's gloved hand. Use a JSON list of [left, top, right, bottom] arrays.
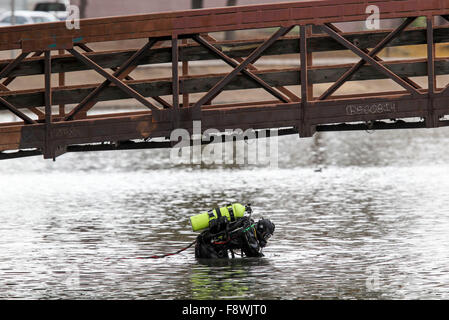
[[209, 216, 229, 234], [256, 219, 275, 248]]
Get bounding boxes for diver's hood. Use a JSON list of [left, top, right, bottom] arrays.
[[256, 219, 275, 248]]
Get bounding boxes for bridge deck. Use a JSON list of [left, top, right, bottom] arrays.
[[0, 0, 448, 160]]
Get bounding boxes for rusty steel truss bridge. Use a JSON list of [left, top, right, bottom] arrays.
[[0, 0, 449, 160]]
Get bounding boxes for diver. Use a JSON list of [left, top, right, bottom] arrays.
[[191, 204, 275, 259]]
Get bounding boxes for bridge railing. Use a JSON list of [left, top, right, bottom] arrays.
[[0, 0, 448, 160]]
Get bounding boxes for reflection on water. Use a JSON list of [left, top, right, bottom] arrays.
[[1, 127, 449, 299], [189, 259, 269, 300]]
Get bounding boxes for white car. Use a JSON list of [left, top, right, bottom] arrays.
[[0, 10, 59, 27], [34, 1, 70, 21]]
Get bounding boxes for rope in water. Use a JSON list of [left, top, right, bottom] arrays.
[[105, 239, 197, 261], [136, 239, 197, 259]]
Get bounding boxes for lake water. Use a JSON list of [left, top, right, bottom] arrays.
[[1, 124, 449, 299]]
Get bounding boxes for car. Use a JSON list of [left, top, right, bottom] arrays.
[[34, 1, 70, 21], [0, 10, 59, 27]]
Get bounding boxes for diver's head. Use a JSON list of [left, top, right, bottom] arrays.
[[256, 218, 275, 248], [245, 203, 253, 215]]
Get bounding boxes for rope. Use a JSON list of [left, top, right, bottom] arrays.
[[136, 240, 197, 259], [107, 240, 197, 261]]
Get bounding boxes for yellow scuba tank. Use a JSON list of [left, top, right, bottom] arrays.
[[190, 203, 247, 232]]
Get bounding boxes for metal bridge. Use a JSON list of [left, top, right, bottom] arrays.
[[0, 0, 449, 160]]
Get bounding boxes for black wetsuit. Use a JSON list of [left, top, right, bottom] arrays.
[[195, 216, 275, 259]]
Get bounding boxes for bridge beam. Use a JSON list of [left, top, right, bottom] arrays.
[[298, 25, 314, 138]]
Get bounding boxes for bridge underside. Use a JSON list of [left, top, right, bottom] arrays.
[[0, 0, 449, 160]]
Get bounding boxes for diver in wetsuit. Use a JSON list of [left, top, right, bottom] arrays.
[[194, 205, 275, 259]]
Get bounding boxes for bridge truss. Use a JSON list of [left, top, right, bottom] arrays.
[[0, 0, 449, 160]]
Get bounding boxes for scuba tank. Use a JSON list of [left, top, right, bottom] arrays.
[[190, 203, 250, 232]]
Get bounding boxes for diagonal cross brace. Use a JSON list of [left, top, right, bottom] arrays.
[[76, 43, 172, 109], [0, 51, 48, 119], [0, 52, 37, 124], [0, 52, 29, 80], [76, 43, 134, 81], [192, 26, 294, 110], [192, 34, 290, 103], [319, 18, 418, 100], [64, 39, 160, 121], [2, 51, 42, 87], [68, 48, 161, 112], [0, 96, 36, 124], [321, 23, 422, 96]]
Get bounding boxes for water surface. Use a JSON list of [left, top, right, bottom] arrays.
[[1, 126, 449, 299]]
